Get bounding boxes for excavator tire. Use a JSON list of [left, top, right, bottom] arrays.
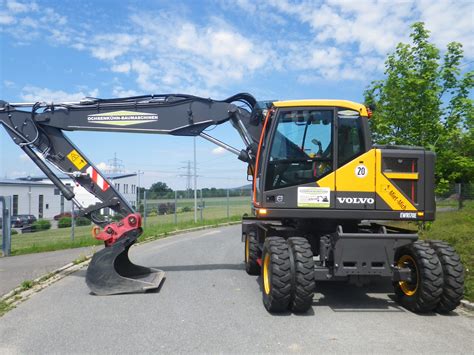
[[261, 237, 292, 312], [393, 241, 443, 313], [428, 241, 465, 313], [287, 237, 315, 313], [245, 232, 261, 275]]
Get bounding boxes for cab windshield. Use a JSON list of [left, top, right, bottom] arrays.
[[265, 109, 333, 190]]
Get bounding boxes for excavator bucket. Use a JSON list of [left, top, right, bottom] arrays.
[[86, 225, 165, 295], [86, 238, 165, 295]]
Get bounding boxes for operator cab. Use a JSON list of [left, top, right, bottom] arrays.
[[253, 100, 372, 210]]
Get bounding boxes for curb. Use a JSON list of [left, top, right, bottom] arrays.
[[0, 258, 90, 313], [460, 300, 474, 311], [0, 221, 241, 314]]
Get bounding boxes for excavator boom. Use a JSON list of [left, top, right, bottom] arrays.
[[0, 92, 261, 295]]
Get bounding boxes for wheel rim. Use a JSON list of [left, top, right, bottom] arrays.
[[397, 254, 419, 296], [245, 236, 249, 263], [263, 253, 271, 295]]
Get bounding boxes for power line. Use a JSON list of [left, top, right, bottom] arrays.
[[106, 152, 125, 174], [179, 160, 194, 198]]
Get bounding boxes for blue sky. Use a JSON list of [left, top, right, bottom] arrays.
[[1, 0, 473, 189]]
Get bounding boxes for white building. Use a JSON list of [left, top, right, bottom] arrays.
[[60, 173, 138, 212], [0, 173, 138, 220], [0, 179, 61, 219]]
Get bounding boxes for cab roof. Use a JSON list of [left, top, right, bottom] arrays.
[[273, 99, 368, 116]]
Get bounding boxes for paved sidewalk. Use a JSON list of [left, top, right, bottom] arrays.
[[0, 246, 102, 297]]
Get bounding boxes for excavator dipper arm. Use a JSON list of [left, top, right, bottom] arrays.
[[0, 93, 261, 295]]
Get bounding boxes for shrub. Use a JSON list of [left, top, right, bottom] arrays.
[[147, 209, 158, 217], [58, 217, 72, 228], [75, 217, 91, 226], [32, 219, 51, 231], [181, 206, 192, 213], [158, 203, 175, 215], [11, 229, 18, 235]]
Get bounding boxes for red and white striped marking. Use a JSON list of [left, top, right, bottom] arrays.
[[86, 166, 110, 191]]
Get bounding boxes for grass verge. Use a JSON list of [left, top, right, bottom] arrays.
[[6, 214, 244, 256], [0, 300, 13, 317]]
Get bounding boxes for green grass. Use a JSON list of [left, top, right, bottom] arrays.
[[436, 198, 461, 208], [5, 197, 251, 256], [389, 200, 474, 302], [20, 280, 35, 290], [9, 225, 104, 256], [0, 300, 13, 317]]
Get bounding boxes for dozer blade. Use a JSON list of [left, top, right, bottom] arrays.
[[86, 235, 164, 295]]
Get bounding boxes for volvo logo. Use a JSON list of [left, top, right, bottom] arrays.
[[337, 197, 374, 204]]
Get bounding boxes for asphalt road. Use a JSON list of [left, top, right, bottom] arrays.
[[0, 225, 472, 354], [0, 245, 102, 296]]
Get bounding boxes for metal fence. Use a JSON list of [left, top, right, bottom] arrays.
[[138, 191, 252, 229], [436, 182, 474, 210]]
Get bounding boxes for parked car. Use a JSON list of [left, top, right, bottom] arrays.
[[11, 215, 27, 228], [23, 214, 37, 225], [10, 215, 37, 228]]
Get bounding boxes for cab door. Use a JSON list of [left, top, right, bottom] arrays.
[[260, 107, 336, 209], [334, 109, 375, 210]]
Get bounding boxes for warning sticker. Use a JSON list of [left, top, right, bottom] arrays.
[[297, 187, 330, 208], [67, 149, 87, 170]]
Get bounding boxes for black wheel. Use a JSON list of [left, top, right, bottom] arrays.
[[428, 241, 465, 313], [261, 237, 292, 312], [393, 241, 443, 313], [288, 237, 315, 313], [244, 232, 261, 275]]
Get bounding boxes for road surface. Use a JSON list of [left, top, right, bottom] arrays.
[[0, 225, 472, 353], [0, 245, 102, 296]]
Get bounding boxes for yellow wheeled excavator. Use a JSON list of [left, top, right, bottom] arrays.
[[0, 93, 464, 313]]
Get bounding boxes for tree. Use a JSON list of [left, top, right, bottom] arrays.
[[148, 181, 172, 198], [364, 22, 473, 189]]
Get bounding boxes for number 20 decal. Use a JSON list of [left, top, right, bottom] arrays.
[[355, 164, 368, 178]]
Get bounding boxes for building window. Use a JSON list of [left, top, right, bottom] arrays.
[[131, 184, 135, 194], [39, 194, 44, 219], [115, 183, 120, 192], [124, 184, 128, 194], [60, 195, 64, 213], [13, 195, 18, 215], [54, 188, 60, 195]]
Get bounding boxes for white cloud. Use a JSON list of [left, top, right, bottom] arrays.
[[96, 162, 111, 171], [3, 80, 15, 88], [20, 86, 100, 102], [417, 0, 474, 58], [2, 0, 473, 96], [112, 86, 138, 97], [90, 34, 135, 60], [0, 0, 71, 44], [212, 147, 227, 155], [111, 63, 131, 74], [0, 14, 16, 25], [6, 0, 38, 13]]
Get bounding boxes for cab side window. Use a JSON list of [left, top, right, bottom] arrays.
[[337, 109, 365, 167]]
